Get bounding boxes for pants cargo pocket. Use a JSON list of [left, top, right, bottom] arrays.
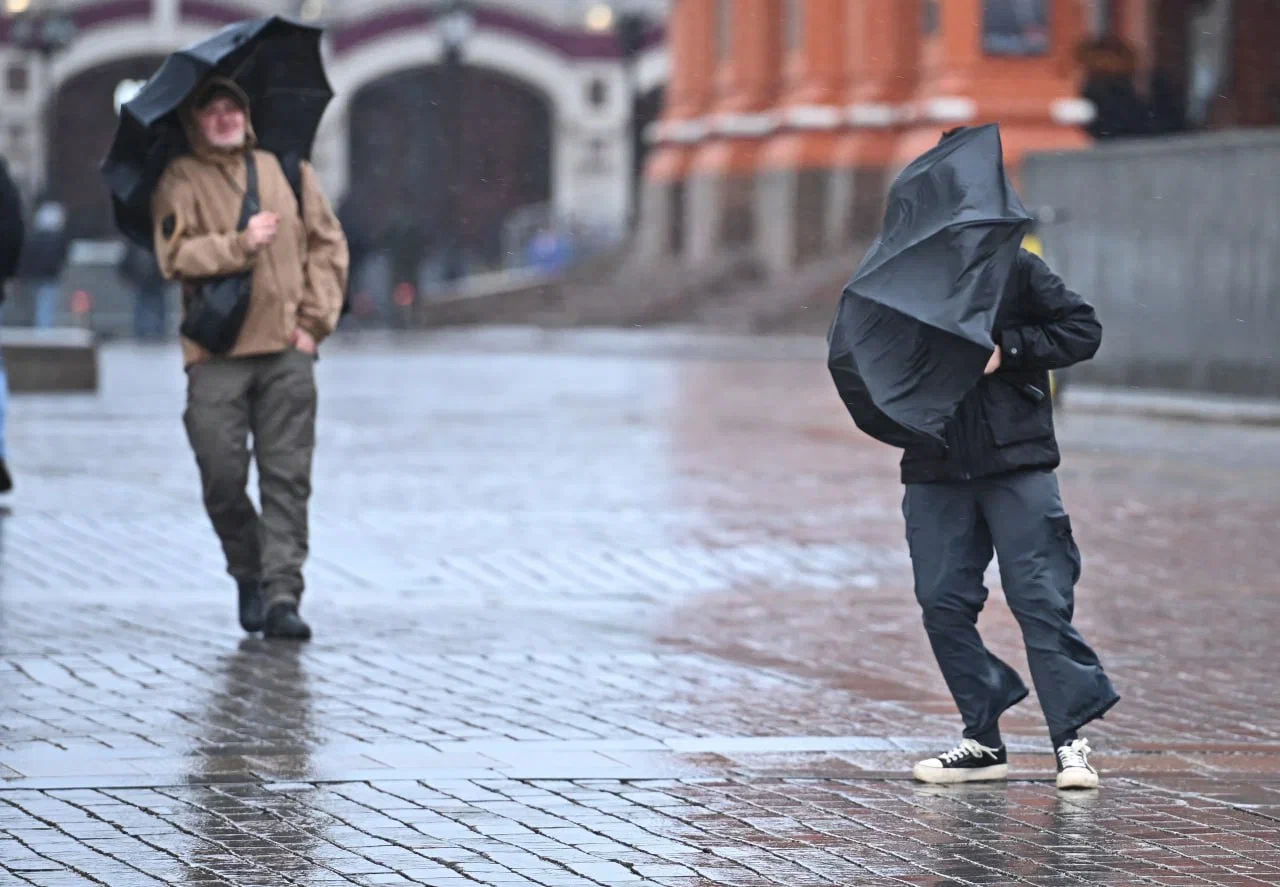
[[1049, 513, 1082, 585]]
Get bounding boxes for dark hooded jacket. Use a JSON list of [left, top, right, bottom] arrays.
[[0, 157, 23, 293], [900, 250, 1101, 484]]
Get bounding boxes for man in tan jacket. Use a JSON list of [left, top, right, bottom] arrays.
[[153, 76, 348, 640]]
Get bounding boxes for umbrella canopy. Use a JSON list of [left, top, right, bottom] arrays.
[[101, 16, 333, 250], [827, 124, 1032, 445]]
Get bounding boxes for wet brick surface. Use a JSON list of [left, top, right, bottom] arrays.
[[2, 332, 1279, 885]]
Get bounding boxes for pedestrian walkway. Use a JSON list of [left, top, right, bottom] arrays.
[[3, 334, 1279, 885]]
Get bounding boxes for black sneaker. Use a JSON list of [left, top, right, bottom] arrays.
[[1055, 738, 1099, 790], [0, 459, 12, 494], [913, 738, 1008, 784], [238, 578, 266, 633]]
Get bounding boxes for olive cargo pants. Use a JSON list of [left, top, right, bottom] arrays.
[[184, 349, 317, 607]]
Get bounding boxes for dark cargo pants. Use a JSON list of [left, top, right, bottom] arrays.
[[903, 469, 1119, 741], [184, 349, 317, 607]]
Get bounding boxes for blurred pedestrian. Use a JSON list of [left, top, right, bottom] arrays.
[[524, 222, 573, 274], [895, 129, 1119, 791], [336, 193, 370, 307], [118, 240, 169, 340], [0, 157, 25, 494], [19, 197, 70, 328], [152, 76, 348, 640]]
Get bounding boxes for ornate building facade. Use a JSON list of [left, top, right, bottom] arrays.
[[0, 0, 669, 251], [640, 0, 1276, 272]]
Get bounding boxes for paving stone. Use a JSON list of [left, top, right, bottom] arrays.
[[3, 336, 1280, 885]]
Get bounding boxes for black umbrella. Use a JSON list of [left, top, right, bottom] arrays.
[[827, 124, 1032, 445], [101, 16, 333, 249]]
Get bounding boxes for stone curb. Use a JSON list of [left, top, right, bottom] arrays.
[[1063, 385, 1280, 428]]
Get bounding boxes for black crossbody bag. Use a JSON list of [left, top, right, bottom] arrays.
[[179, 152, 260, 354]]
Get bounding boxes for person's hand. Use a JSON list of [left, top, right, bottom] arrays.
[[291, 327, 317, 355], [984, 345, 1002, 375], [244, 211, 279, 251]]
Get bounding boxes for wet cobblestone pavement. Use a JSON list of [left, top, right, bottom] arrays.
[[3, 331, 1280, 885]]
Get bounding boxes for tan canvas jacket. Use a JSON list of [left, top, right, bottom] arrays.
[[151, 79, 349, 367]]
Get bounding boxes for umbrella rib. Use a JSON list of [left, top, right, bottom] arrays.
[[856, 214, 1030, 281]]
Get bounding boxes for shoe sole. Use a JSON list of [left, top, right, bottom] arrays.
[[1057, 769, 1099, 790], [913, 763, 1008, 784]]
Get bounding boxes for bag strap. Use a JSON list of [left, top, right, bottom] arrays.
[[278, 153, 304, 218], [236, 152, 260, 232]]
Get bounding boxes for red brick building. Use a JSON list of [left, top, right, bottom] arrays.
[[639, 0, 1279, 272]]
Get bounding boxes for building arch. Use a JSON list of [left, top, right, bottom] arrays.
[[49, 22, 212, 93], [344, 64, 553, 278], [328, 26, 574, 131], [48, 54, 169, 239]]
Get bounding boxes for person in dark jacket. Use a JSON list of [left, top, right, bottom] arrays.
[[904, 207, 1119, 791], [0, 157, 25, 494], [118, 240, 168, 340], [18, 197, 70, 328]]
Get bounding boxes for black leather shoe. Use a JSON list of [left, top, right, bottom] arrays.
[[237, 579, 266, 633], [0, 459, 12, 494], [264, 603, 311, 641]]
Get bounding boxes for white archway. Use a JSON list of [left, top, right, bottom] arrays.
[[634, 45, 668, 96], [49, 22, 213, 90], [327, 27, 572, 127], [324, 24, 579, 215]]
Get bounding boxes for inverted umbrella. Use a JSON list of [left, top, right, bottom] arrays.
[[101, 16, 333, 249], [827, 124, 1032, 445]]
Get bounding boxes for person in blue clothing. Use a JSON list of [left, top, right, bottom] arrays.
[[524, 222, 574, 273], [0, 158, 26, 493]]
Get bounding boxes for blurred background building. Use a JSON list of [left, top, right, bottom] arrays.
[[640, 0, 1274, 272], [0, 0, 669, 332], [2, 0, 1277, 343]]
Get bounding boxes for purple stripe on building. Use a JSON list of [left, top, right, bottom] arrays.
[[74, 0, 152, 30], [179, 0, 259, 26], [332, 5, 664, 60]]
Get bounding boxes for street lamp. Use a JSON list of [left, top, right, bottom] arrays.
[[437, 0, 474, 285], [113, 79, 144, 116], [7, 8, 77, 58], [294, 0, 325, 22], [6, 5, 77, 195], [614, 11, 651, 232], [584, 2, 614, 33]]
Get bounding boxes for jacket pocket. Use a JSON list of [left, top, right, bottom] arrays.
[[983, 377, 1053, 447], [1049, 513, 1082, 585]]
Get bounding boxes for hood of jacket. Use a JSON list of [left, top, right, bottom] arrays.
[[180, 76, 259, 164]]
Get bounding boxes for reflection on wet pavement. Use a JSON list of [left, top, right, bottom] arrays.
[[2, 334, 1280, 885]]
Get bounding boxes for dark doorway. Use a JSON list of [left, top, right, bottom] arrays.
[[346, 66, 553, 279], [48, 56, 165, 239]]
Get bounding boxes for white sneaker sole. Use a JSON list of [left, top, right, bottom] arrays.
[[1057, 767, 1099, 790], [913, 762, 1008, 785]]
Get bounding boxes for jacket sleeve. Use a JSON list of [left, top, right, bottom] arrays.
[[152, 167, 256, 280], [997, 252, 1102, 372], [0, 158, 24, 286], [294, 161, 349, 343]]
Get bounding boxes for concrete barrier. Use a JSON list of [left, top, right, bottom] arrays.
[[1022, 130, 1280, 398], [1, 327, 99, 393], [418, 268, 564, 327]]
